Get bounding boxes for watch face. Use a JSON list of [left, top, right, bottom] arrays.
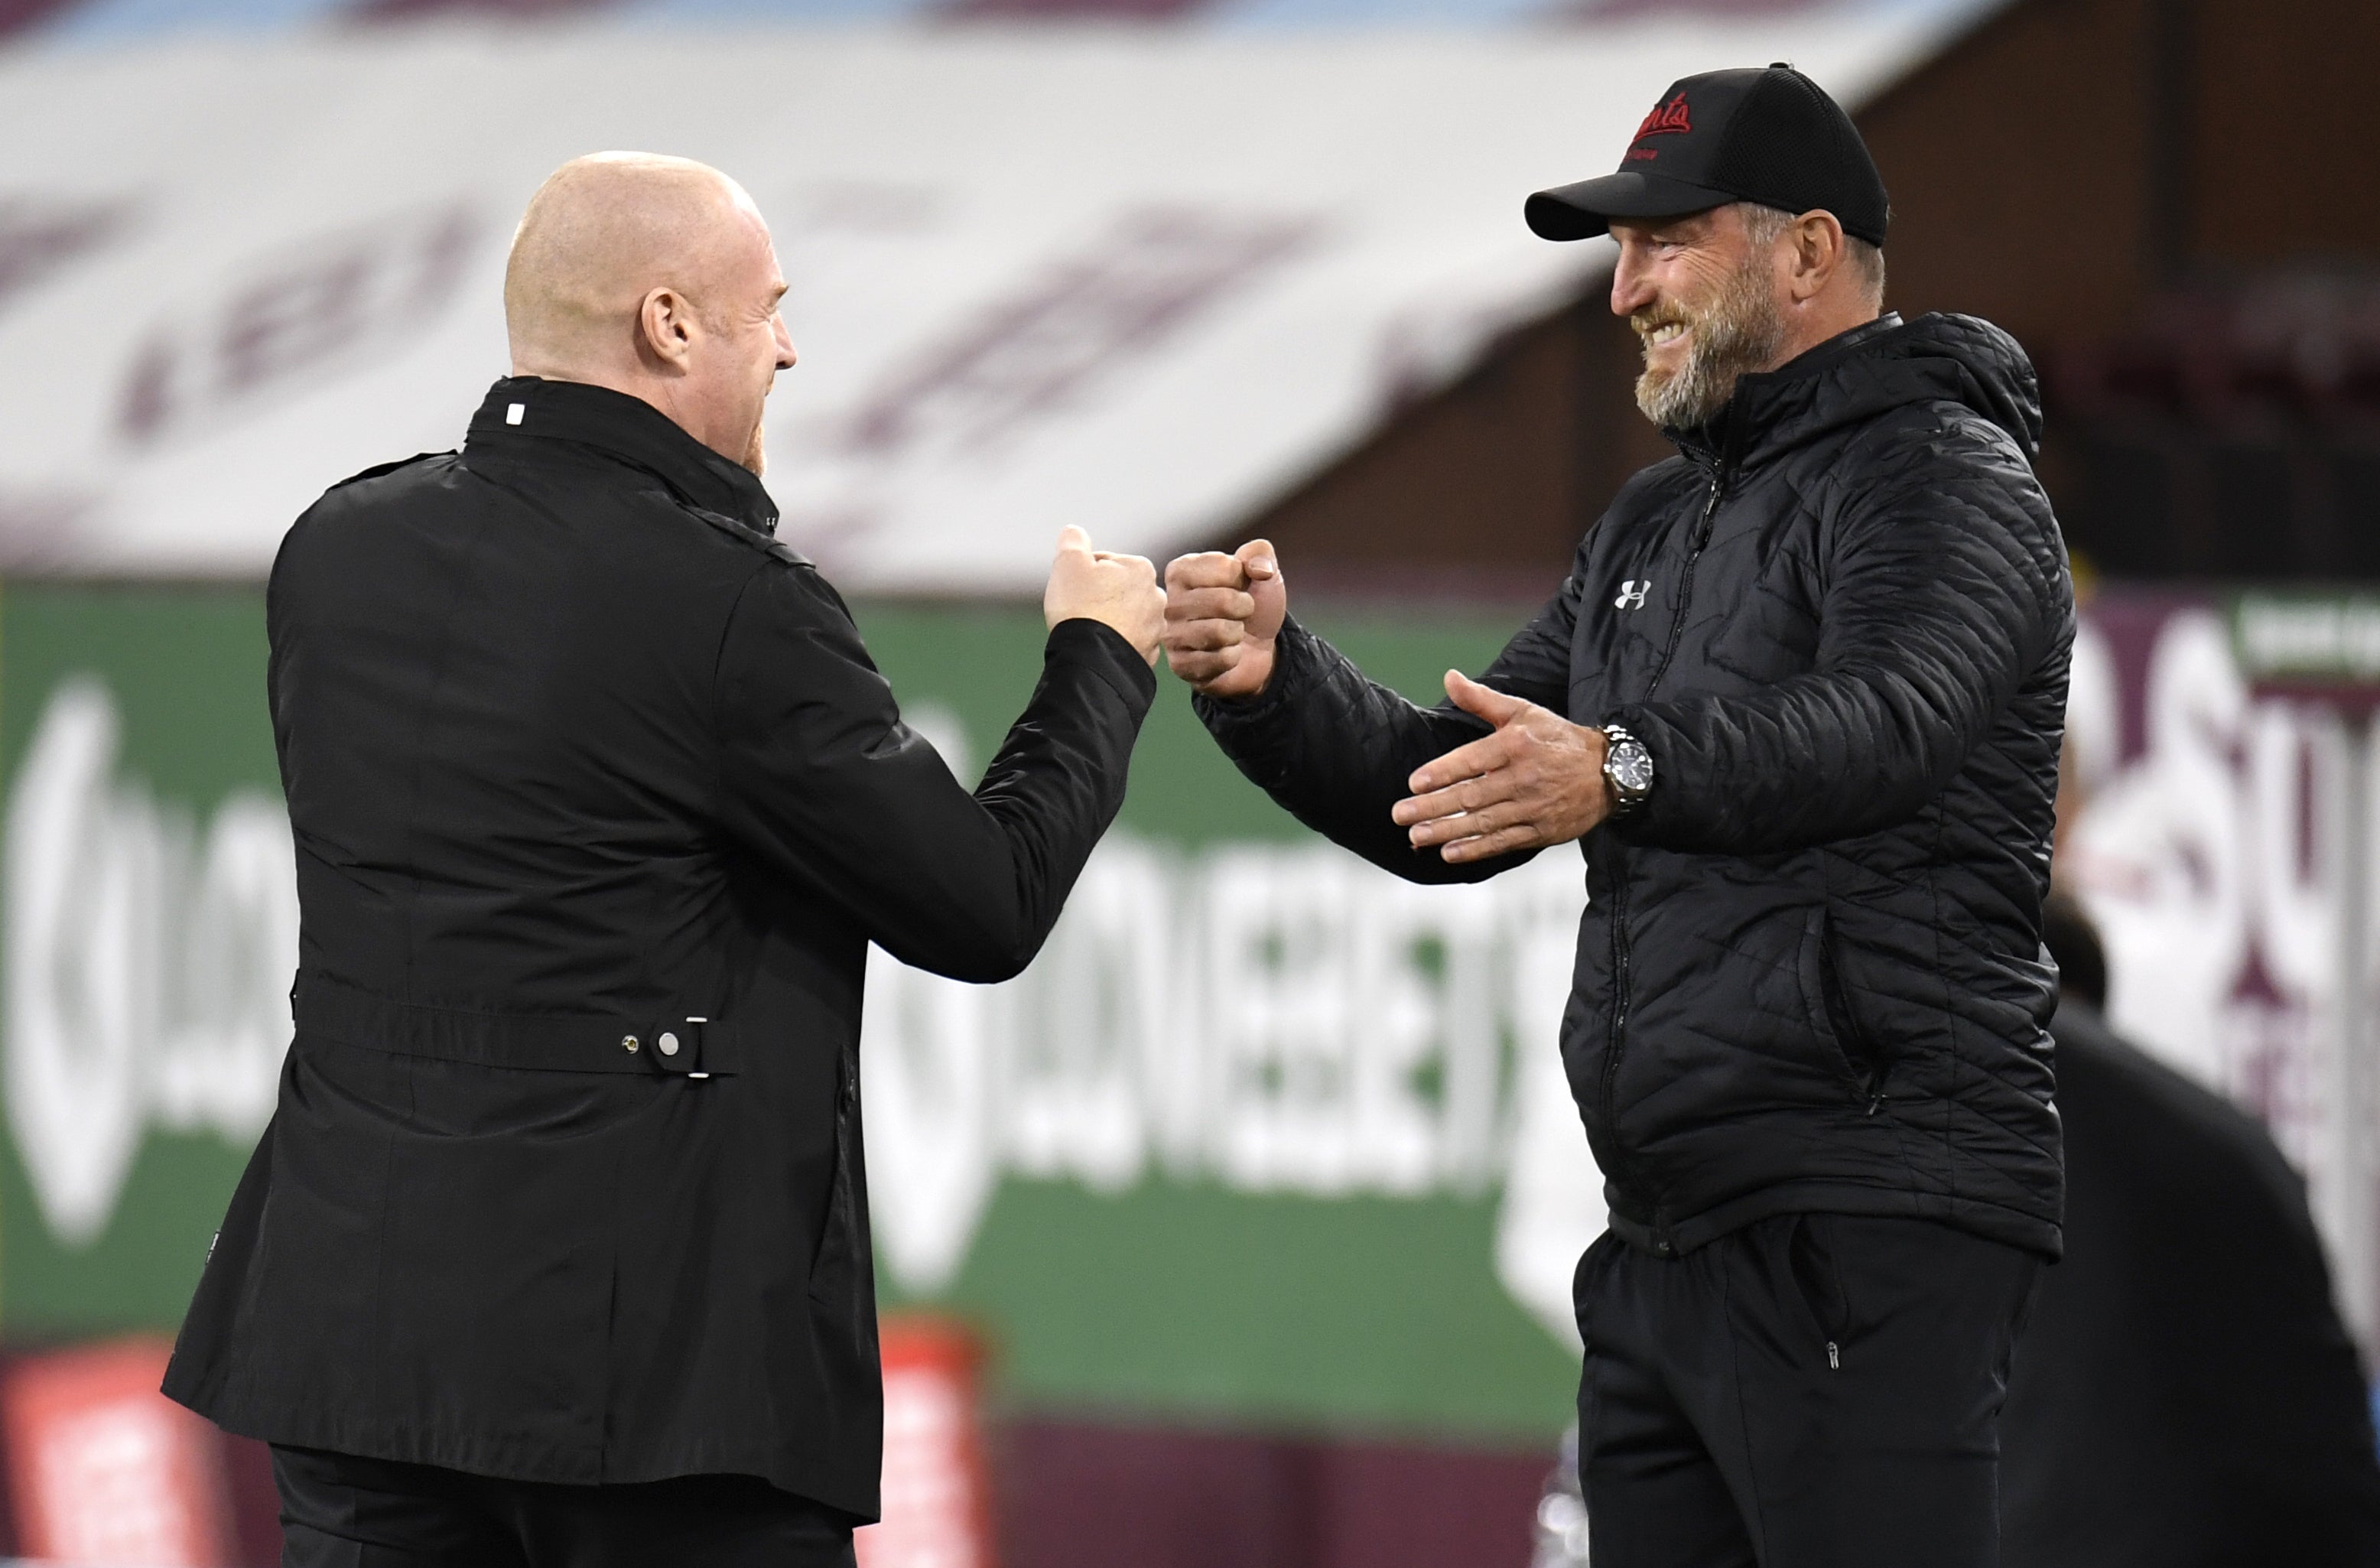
[[1609, 742, 1654, 795]]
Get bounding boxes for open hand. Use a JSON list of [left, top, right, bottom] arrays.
[[1391, 672, 1613, 863], [1045, 525, 1165, 665], [1161, 539, 1287, 699]]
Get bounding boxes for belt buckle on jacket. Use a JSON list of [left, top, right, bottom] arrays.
[[649, 1016, 708, 1078]]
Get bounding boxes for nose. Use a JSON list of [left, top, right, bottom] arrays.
[[774, 314, 797, 371], [1611, 246, 1655, 319]]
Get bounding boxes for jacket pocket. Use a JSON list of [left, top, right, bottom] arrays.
[[268, 1045, 635, 1459], [807, 1049, 862, 1313], [1800, 909, 1884, 1101]]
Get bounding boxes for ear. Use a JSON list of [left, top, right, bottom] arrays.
[[638, 286, 699, 372], [1785, 211, 1846, 304]]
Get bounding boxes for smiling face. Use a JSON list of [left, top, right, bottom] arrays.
[[1608, 204, 1789, 431], [677, 200, 795, 476]]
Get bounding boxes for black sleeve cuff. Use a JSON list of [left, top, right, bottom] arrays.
[[1045, 617, 1159, 717], [1188, 616, 1318, 743]]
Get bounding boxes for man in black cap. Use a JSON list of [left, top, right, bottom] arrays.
[[1162, 67, 2070, 1568]]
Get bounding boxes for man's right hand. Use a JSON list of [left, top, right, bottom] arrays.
[[1162, 540, 1288, 699], [1045, 525, 1165, 665]]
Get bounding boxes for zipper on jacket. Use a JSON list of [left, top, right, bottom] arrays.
[[1600, 864, 1635, 1211], [1599, 469, 1725, 1249], [1644, 474, 1724, 697]]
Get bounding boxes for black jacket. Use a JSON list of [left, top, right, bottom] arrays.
[[2002, 1003, 2380, 1566], [1200, 313, 2071, 1258], [161, 378, 1155, 1517]]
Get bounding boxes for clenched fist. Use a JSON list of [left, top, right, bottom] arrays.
[[1161, 539, 1288, 699], [1045, 526, 1165, 665]]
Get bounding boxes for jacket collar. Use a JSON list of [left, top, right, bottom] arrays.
[[1666, 310, 2047, 478], [1667, 313, 1906, 473], [464, 376, 781, 536]]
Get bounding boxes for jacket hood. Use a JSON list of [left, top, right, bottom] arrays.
[[1676, 311, 2046, 469]]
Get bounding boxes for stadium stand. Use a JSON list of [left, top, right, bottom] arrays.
[[0, 8, 1989, 593], [18, 0, 1988, 41]]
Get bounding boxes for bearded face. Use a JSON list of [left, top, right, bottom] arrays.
[[1630, 234, 1788, 431]]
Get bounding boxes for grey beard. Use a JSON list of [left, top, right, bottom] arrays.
[[1632, 269, 1787, 430]]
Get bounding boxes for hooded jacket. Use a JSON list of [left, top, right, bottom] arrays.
[[1198, 312, 2073, 1257]]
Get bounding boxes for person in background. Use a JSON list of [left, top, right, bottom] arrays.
[[2003, 891, 2380, 1566]]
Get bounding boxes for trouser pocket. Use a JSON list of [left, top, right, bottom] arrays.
[[1787, 1214, 1853, 1368]]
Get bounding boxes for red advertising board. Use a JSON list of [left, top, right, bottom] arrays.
[[857, 1316, 996, 1568], [1, 1335, 233, 1566]]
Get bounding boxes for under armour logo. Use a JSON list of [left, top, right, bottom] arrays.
[[1614, 580, 1652, 610]]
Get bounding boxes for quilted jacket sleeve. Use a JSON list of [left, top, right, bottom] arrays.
[[1193, 573, 1584, 883], [1605, 415, 2071, 855], [716, 562, 1156, 982]]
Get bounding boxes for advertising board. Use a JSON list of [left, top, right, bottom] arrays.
[[0, 584, 1595, 1443], [7, 581, 2374, 1446]]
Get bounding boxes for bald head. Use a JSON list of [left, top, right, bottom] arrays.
[[505, 153, 795, 473], [507, 153, 759, 374]]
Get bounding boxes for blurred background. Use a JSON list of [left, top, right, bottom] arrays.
[[0, 0, 2375, 1563]]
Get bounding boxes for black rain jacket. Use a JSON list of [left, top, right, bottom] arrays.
[[163, 378, 1156, 1517], [1199, 313, 2072, 1258]]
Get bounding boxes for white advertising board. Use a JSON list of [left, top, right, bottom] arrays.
[[1, 18, 1962, 590]]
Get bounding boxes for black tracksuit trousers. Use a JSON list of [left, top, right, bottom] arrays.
[[1577, 1213, 2042, 1568], [272, 1446, 860, 1568]]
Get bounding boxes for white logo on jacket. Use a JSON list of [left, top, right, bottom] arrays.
[[1614, 580, 1651, 610]]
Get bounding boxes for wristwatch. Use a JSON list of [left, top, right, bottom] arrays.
[[1601, 724, 1654, 818]]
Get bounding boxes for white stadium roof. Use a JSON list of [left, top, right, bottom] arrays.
[[0, 8, 1991, 591]]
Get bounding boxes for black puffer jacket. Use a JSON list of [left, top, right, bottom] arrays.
[[1199, 312, 2071, 1258]]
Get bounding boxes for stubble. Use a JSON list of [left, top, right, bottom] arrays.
[[1631, 251, 1787, 431]]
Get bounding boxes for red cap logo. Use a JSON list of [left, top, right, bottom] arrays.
[[1634, 91, 1693, 140]]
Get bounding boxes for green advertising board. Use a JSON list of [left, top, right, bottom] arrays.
[[0, 584, 1598, 1446], [2230, 591, 2380, 688]]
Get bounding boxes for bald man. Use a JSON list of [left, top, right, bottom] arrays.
[[163, 154, 1165, 1567]]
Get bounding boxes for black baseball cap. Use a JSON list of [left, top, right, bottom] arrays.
[[1526, 64, 1889, 247]]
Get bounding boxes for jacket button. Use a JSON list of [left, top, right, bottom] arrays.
[[659, 1032, 680, 1057], [622, 1035, 639, 1054]]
